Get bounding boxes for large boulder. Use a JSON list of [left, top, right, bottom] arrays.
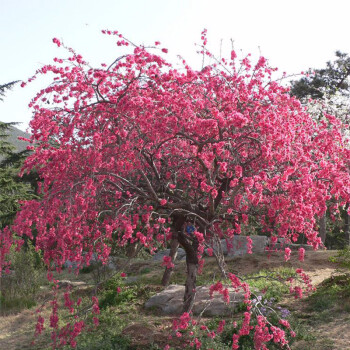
[[64, 253, 117, 270], [145, 284, 245, 316], [205, 235, 268, 257], [267, 238, 313, 251], [152, 248, 186, 262], [225, 235, 268, 256]]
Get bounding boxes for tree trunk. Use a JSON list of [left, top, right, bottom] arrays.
[[319, 214, 327, 245], [183, 262, 197, 313], [177, 225, 199, 313], [126, 242, 139, 258], [161, 233, 179, 286]]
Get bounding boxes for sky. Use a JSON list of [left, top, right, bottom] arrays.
[[1, 0, 350, 131]]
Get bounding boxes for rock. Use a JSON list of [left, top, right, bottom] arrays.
[[267, 241, 313, 251], [64, 253, 117, 271], [226, 236, 268, 256], [57, 280, 87, 289], [206, 236, 268, 257], [145, 284, 245, 316], [152, 248, 186, 262], [286, 243, 313, 251], [63, 260, 78, 269]]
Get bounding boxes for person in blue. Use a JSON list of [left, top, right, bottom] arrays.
[[185, 224, 195, 235]]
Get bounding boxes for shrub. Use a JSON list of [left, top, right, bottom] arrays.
[[0, 242, 44, 313]]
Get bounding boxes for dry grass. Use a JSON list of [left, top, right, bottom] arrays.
[[0, 249, 348, 349]]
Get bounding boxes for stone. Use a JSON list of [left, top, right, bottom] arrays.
[[152, 248, 186, 262], [64, 253, 118, 271], [205, 235, 268, 257], [267, 241, 313, 251], [63, 260, 78, 269], [286, 243, 313, 251], [145, 284, 245, 316], [57, 280, 86, 289]]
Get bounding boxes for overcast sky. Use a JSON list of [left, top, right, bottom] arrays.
[[1, 0, 350, 131]]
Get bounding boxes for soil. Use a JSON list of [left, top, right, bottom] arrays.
[[0, 250, 348, 350]]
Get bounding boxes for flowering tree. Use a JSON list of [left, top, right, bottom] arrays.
[[1, 30, 350, 348], [290, 51, 350, 246]]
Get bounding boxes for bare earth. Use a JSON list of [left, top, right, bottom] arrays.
[[0, 250, 349, 350]]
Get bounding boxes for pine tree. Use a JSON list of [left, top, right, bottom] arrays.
[[0, 81, 18, 102], [0, 82, 38, 229]]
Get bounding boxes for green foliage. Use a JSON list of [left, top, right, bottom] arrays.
[[198, 316, 297, 350], [0, 81, 18, 102], [0, 121, 16, 155], [321, 208, 349, 249], [99, 275, 152, 310], [63, 307, 135, 350], [67, 283, 160, 350], [246, 267, 297, 302], [0, 121, 38, 229], [67, 330, 135, 350], [80, 264, 96, 274], [0, 85, 39, 228], [140, 267, 152, 275], [0, 242, 44, 313], [329, 247, 350, 268], [308, 274, 350, 312], [290, 51, 350, 100]]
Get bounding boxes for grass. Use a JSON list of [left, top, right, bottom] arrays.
[[245, 267, 297, 302], [66, 259, 348, 349], [0, 294, 36, 311], [307, 273, 350, 313], [1, 250, 349, 349]]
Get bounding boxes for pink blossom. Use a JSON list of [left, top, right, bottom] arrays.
[[52, 38, 61, 47], [235, 165, 243, 178], [284, 247, 291, 262], [162, 256, 174, 269]]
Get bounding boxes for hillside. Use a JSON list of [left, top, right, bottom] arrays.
[[2, 124, 31, 153]]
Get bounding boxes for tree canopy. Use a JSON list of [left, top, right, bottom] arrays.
[[1, 31, 350, 348]]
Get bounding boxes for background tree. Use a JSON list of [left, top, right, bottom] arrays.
[[0, 83, 40, 314], [1, 32, 350, 347], [0, 81, 18, 102], [290, 51, 350, 100], [290, 52, 350, 246], [0, 81, 38, 229]]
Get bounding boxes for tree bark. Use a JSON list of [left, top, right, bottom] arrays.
[[177, 227, 199, 313], [161, 233, 179, 286], [319, 214, 327, 245], [183, 262, 197, 313], [125, 242, 139, 258]]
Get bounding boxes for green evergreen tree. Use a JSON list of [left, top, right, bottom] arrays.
[[290, 51, 350, 100], [0, 81, 18, 102], [0, 122, 37, 229], [0, 82, 38, 229]]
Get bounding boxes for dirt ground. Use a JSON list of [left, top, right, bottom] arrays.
[[0, 250, 348, 350]]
